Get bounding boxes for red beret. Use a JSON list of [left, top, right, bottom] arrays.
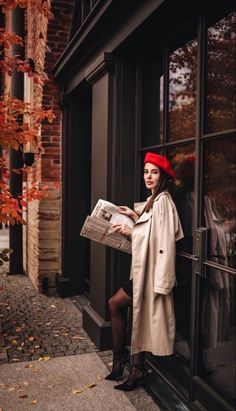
[[144, 152, 175, 179]]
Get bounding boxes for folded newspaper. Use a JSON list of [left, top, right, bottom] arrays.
[[80, 199, 134, 254]]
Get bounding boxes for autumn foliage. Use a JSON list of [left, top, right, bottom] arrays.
[[0, 0, 55, 225]]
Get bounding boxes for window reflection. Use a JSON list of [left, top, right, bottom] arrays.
[[168, 146, 195, 364], [199, 274, 236, 405], [168, 145, 195, 254], [200, 136, 236, 404], [205, 11, 236, 134], [204, 137, 236, 269], [168, 39, 197, 141]]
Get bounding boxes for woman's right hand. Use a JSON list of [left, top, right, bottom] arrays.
[[118, 206, 139, 222]]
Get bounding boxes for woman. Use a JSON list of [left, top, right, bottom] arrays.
[[105, 152, 184, 391]]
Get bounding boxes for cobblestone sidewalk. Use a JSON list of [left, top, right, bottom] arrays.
[[0, 270, 161, 411], [0, 273, 98, 364]]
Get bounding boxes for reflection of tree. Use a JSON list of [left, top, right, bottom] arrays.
[[205, 138, 236, 220], [206, 12, 236, 133], [168, 10, 236, 140], [169, 39, 197, 140]]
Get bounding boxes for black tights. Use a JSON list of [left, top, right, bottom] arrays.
[[108, 288, 145, 382]]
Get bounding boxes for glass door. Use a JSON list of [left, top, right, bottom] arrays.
[[138, 1, 235, 409], [191, 6, 236, 407], [192, 137, 236, 410]]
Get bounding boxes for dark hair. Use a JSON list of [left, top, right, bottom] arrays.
[[144, 168, 169, 213]]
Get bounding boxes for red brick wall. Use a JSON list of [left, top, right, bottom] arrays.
[[24, 1, 75, 293]]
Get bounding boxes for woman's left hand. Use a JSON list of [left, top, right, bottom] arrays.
[[112, 223, 132, 237]]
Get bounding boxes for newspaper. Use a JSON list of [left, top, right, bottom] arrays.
[[80, 199, 134, 254]]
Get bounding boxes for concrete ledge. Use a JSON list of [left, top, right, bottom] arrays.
[[83, 304, 112, 350]]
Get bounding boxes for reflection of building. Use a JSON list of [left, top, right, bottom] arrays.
[[3, 1, 235, 410]]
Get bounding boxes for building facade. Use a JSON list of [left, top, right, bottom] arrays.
[[11, 0, 236, 409]]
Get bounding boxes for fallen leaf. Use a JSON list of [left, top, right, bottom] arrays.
[[19, 394, 28, 399], [63, 333, 69, 336], [72, 389, 83, 394], [86, 383, 96, 389], [42, 356, 50, 361], [8, 386, 17, 392], [11, 339, 18, 345], [31, 399, 38, 405], [34, 345, 40, 349], [25, 364, 34, 369], [72, 336, 85, 340], [96, 376, 102, 381], [45, 322, 51, 326], [50, 305, 56, 308], [28, 336, 35, 342], [15, 327, 22, 333]]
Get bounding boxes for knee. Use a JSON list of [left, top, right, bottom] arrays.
[[108, 296, 119, 314]]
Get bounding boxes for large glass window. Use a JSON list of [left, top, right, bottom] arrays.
[[168, 38, 197, 141], [168, 144, 195, 254], [138, 2, 236, 409], [203, 136, 236, 269], [205, 11, 236, 134], [199, 273, 236, 406]]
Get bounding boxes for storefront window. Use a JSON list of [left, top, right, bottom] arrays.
[[168, 38, 197, 141], [203, 137, 236, 269], [205, 11, 236, 134], [199, 273, 236, 405], [141, 60, 163, 147], [167, 144, 195, 254]]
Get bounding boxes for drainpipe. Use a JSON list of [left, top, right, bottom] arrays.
[[8, 7, 24, 274]]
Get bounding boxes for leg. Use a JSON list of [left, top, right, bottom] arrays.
[[109, 287, 132, 353], [114, 351, 146, 391], [105, 287, 132, 380]]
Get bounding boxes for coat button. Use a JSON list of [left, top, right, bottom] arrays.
[[159, 249, 164, 254]]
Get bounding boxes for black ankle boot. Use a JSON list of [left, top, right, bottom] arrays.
[[105, 350, 130, 381], [114, 364, 147, 391]]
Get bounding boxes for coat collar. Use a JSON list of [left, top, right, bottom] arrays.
[[135, 191, 170, 225]]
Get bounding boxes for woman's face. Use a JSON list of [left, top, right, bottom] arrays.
[[144, 162, 161, 193]]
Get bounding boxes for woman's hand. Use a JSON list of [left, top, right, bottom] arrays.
[[112, 223, 132, 237], [118, 206, 139, 222]]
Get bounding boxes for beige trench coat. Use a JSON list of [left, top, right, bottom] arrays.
[[130, 191, 184, 356]]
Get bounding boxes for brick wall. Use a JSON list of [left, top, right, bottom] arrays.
[[24, 0, 75, 293]]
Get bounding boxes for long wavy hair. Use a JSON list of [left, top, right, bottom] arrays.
[[144, 168, 169, 213]]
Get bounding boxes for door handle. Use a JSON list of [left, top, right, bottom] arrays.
[[194, 228, 208, 278]]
